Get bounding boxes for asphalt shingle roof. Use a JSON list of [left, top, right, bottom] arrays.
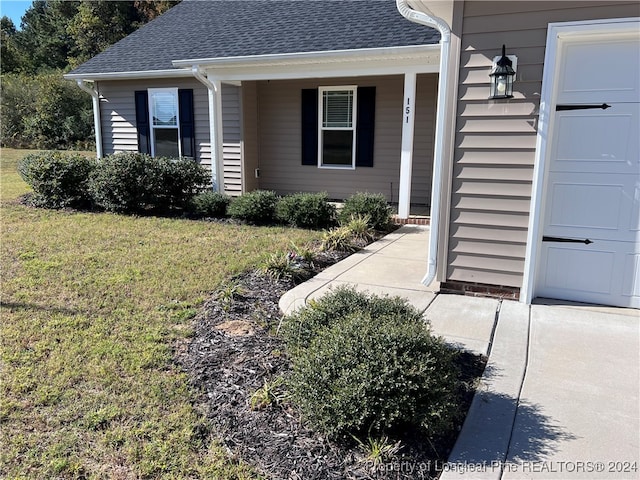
[[70, 0, 440, 75]]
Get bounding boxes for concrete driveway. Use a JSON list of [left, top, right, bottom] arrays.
[[280, 225, 640, 479]]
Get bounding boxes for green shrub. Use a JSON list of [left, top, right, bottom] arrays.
[[280, 286, 424, 351], [227, 190, 279, 224], [275, 192, 336, 229], [89, 152, 158, 212], [17, 151, 96, 208], [188, 191, 230, 218], [88, 153, 208, 213], [286, 293, 459, 440], [339, 192, 391, 231], [158, 158, 210, 210]]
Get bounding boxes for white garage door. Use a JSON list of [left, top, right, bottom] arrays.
[[537, 32, 640, 308]]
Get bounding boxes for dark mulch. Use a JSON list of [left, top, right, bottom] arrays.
[[177, 251, 486, 480]]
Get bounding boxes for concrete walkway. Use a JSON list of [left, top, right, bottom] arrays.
[[279, 225, 640, 479]]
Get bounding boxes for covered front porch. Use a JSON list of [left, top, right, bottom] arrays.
[[173, 44, 441, 219]]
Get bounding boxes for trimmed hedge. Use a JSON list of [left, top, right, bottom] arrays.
[[17, 151, 96, 208], [338, 192, 391, 231], [283, 287, 460, 440], [88, 152, 208, 213], [276, 192, 336, 229], [188, 191, 231, 218], [280, 286, 423, 351], [227, 190, 279, 224]]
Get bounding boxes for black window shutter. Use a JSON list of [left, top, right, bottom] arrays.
[[301, 88, 318, 165], [356, 86, 376, 167], [134, 90, 151, 155], [178, 89, 195, 159]]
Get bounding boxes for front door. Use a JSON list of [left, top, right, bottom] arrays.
[[536, 30, 640, 308]]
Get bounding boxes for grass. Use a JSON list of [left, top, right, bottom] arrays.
[[0, 148, 321, 479]]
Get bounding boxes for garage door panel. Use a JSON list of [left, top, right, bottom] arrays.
[[541, 245, 615, 295], [549, 182, 622, 230], [545, 174, 636, 242], [558, 37, 640, 104], [632, 185, 640, 232], [552, 104, 640, 175], [539, 241, 639, 308], [622, 254, 640, 298], [536, 29, 639, 309]]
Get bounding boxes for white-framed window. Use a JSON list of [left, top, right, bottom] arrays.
[[318, 86, 357, 169], [148, 88, 181, 157]]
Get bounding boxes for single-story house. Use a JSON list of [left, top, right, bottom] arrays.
[[66, 0, 640, 309]]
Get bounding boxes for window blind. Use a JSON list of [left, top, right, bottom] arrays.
[[322, 90, 353, 128]]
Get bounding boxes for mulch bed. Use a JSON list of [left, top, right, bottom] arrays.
[[177, 250, 486, 480]]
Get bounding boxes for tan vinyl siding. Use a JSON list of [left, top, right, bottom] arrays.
[[447, 0, 639, 288], [97, 78, 210, 165], [255, 75, 437, 203], [241, 81, 260, 193], [97, 79, 242, 193], [221, 84, 242, 196]]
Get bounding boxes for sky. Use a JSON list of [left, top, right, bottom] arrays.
[[1, 0, 33, 29]]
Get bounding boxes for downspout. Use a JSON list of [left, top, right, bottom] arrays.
[[192, 66, 223, 192], [396, 0, 451, 287], [75, 80, 103, 158]]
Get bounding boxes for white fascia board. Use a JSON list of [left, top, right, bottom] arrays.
[[207, 60, 438, 82], [63, 69, 195, 81], [172, 45, 440, 81], [173, 44, 439, 68]]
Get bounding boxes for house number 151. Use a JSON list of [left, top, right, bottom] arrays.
[[405, 98, 411, 123]]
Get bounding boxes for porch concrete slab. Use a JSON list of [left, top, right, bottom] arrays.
[[502, 305, 640, 480], [375, 235, 429, 261], [313, 250, 373, 281], [424, 294, 501, 357], [442, 300, 530, 480], [333, 255, 432, 291]]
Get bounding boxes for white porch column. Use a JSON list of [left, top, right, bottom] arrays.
[[398, 72, 417, 219], [209, 78, 225, 193]]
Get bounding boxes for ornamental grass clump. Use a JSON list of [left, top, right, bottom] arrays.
[[283, 288, 460, 441], [320, 214, 376, 252]]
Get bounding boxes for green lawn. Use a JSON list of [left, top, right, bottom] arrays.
[[0, 148, 321, 479]]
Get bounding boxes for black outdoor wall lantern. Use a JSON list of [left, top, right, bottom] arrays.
[[489, 44, 516, 99]]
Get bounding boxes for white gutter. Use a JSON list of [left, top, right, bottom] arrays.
[[75, 80, 103, 159], [64, 69, 194, 81], [395, 0, 451, 288], [191, 66, 224, 192]]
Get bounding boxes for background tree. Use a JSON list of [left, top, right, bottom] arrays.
[[134, 0, 181, 23], [15, 1, 79, 73], [1, 0, 181, 149], [67, 1, 138, 68], [1, 16, 23, 73]]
